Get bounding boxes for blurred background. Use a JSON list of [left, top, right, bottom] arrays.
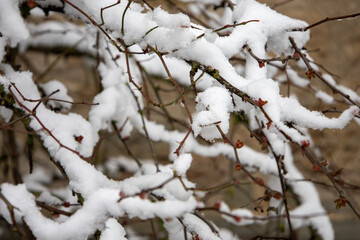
[[0, 0, 359, 239]]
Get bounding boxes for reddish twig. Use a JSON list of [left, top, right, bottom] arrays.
[[174, 126, 192, 156], [0, 191, 26, 240], [292, 12, 360, 32], [8, 84, 87, 160], [289, 37, 360, 108]]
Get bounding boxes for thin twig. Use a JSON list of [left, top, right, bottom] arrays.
[[289, 37, 360, 108], [292, 12, 360, 32], [0, 191, 26, 240]]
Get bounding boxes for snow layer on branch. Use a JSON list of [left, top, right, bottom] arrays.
[[0, 0, 29, 47], [21, 21, 93, 55], [0, 1, 352, 239], [280, 67, 310, 88], [139, 54, 212, 90], [100, 218, 127, 240], [89, 63, 138, 138], [0, 178, 197, 239], [192, 86, 233, 140], [153, 8, 190, 29], [0, 106, 13, 122], [183, 213, 222, 240], [40, 80, 73, 112], [217, 201, 255, 226], [0, 37, 7, 61], [322, 73, 360, 103], [172, 154, 193, 176], [282, 145, 334, 240], [0, 184, 120, 240], [315, 90, 334, 104], [244, 78, 281, 121], [280, 98, 359, 130], [215, 0, 309, 58], [174, 38, 247, 89]]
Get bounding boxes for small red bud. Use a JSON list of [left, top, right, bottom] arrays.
[[234, 216, 242, 222], [335, 197, 347, 209], [27, 0, 37, 9], [194, 234, 202, 240], [139, 192, 147, 199], [274, 192, 282, 200], [305, 70, 316, 79], [259, 62, 265, 68], [321, 159, 328, 167], [119, 191, 126, 198], [63, 202, 70, 208], [313, 165, 320, 172], [234, 163, 242, 171], [300, 140, 310, 148], [235, 140, 244, 149], [214, 202, 221, 210], [331, 168, 343, 177], [256, 98, 268, 107], [255, 177, 264, 186], [74, 135, 83, 143], [337, 178, 345, 186]]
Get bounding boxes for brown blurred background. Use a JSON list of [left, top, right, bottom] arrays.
[[0, 0, 359, 239]]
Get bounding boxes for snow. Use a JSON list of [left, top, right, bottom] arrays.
[[40, 80, 74, 112], [315, 90, 334, 104], [0, 106, 13, 123], [0, 0, 29, 47], [218, 201, 255, 226], [183, 213, 221, 240], [172, 154, 193, 176], [100, 218, 127, 240], [0, 37, 7, 61], [215, 0, 309, 59], [323, 73, 360, 103], [192, 86, 233, 140], [1, 0, 358, 239]]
